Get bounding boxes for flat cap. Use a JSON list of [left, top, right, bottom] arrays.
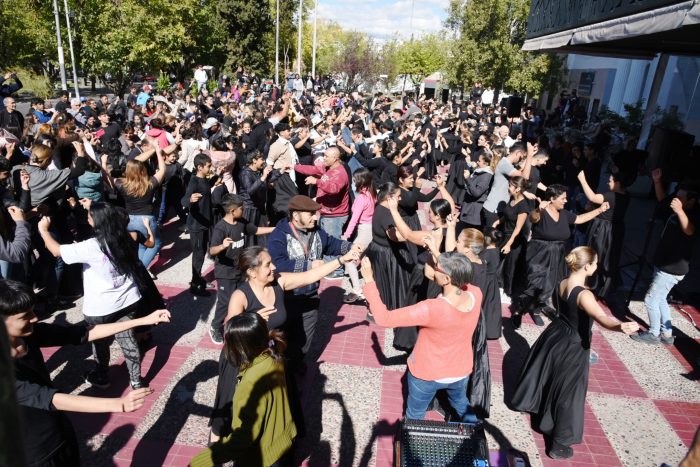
[[288, 195, 320, 212]]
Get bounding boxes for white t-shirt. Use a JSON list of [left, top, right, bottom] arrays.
[[61, 238, 141, 317]]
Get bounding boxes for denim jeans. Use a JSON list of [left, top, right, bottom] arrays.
[[406, 370, 478, 422], [644, 267, 683, 336], [320, 215, 348, 275], [127, 214, 162, 269]]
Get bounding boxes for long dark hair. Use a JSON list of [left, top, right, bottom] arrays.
[[353, 168, 376, 199], [377, 182, 399, 203], [224, 313, 286, 369], [89, 202, 146, 289], [430, 199, 451, 224]]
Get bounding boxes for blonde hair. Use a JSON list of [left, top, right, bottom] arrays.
[[565, 246, 597, 272], [457, 228, 484, 255], [491, 146, 507, 172], [30, 145, 53, 165], [120, 160, 150, 197]]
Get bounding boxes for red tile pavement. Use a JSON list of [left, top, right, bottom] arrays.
[[587, 328, 647, 398], [531, 402, 622, 467], [488, 339, 505, 384], [653, 400, 700, 447]]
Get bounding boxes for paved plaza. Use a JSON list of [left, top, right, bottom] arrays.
[[39, 202, 700, 467]]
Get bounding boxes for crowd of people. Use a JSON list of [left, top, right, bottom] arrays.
[[0, 64, 698, 466]]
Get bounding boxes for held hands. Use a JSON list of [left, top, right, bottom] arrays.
[[261, 165, 273, 179], [339, 247, 361, 264], [120, 387, 154, 413], [142, 309, 171, 326], [619, 321, 640, 335], [305, 176, 318, 186]]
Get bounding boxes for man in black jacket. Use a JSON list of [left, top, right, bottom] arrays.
[[0, 97, 23, 139]]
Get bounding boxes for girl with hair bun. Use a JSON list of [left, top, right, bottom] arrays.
[[511, 246, 639, 460], [494, 175, 530, 300], [480, 227, 503, 339]]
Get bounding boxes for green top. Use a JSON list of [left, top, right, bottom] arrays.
[[190, 353, 297, 467]]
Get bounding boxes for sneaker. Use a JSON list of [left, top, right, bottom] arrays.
[[189, 285, 211, 297], [630, 331, 660, 345], [209, 325, 224, 345], [85, 370, 110, 389], [343, 292, 359, 304], [547, 444, 574, 459], [660, 332, 675, 345], [325, 271, 344, 280], [532, 313, 545, 327]]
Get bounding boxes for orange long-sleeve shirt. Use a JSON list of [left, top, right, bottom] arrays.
[[363, 281, 482, 381]]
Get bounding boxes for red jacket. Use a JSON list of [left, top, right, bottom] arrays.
[[294, 162, 350, 217]]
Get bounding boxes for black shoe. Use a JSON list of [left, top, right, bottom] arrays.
[[541, 306, 558, 320], [547, 443, 574, 459], [189, 285, 210, 297], [209, 325, 224, 345], [85, 370, 110, 389], [532, 313, 545, 326], [511, 313, 522, 329]]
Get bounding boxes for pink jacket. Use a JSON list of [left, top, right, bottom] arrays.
[[344, 190, 375, 238]]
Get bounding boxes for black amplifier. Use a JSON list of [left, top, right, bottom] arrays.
[[394, 418, 490, 466]]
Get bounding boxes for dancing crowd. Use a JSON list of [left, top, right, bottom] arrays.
[[1, 66, 698, 466]]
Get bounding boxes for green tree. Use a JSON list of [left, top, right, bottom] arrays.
[[0, 1, 56, 75], [397, 34, 447, 86], [216, 0, 273, 76], [444, 0, 563, 99], [301, 20, 348, 77]]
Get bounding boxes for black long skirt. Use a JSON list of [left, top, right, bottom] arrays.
[[366, 242, 418, 350], [243, 206, 269, 247], [482, 270, 502, 340], [519, 240, 567, 310], [585, 218, 623, 297], [511, 319, 590, 446]]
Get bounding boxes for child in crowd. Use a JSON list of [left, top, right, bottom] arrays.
[[208, 194, 273, 344], [182, 153, 221, 296]]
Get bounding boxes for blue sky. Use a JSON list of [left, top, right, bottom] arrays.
[[316, 0, 449, 40]]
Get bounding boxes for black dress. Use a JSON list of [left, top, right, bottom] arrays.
[[497, 198, 531, 296], [585, 191, 629, 297], [480, 247, 503, 339], [399, 186, 439, 264], [519, 209, 576, 312], [511, 286, 591, 447], [467, 261, 492, 418], [239, 166, 270, 246], [366, 204, 418, 350], [209, 280, 287, 436]]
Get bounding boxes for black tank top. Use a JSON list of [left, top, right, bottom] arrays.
[[240, 280, 287, 330]]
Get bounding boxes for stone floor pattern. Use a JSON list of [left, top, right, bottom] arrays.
[[40, 221, 700, 467]]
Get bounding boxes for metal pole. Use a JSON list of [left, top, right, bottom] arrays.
[[312, 0, 318, 77], [63, 0, 80, 98], [275, 0, 280, 86], [297, 0, 303, 75], [52, 0, 68, 91], [638, 53, 670, 149]]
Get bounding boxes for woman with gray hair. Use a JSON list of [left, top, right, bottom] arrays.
[[361, 253, 482, 422]]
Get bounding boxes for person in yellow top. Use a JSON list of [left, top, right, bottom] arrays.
[[190, 313, 296, 467]]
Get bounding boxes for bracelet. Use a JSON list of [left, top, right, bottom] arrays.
[[121, 402, 125, 413]]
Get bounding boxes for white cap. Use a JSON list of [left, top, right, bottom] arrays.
[[202, 117, 219, 130]]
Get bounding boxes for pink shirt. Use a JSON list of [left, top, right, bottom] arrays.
[[363, 281, 482, 381], [344, 191, 375, 238]]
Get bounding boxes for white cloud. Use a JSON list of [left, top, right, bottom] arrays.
[[315, 0, 448, 40]]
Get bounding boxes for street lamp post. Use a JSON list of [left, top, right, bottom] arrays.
[[297, 0, 302, 75], [52, 0, 68, 91], [312, 0, 318, 78], [275, 0, 280, 86], [63, 0, 80, 98]]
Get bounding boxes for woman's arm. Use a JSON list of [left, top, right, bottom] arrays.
[[445, 213, 457, 252], [225, 290, 248, 323], [387, 198, 431, 247], [37, 217, 61, 257], [277, 248, 360, 291], [502, 212, 527, 254], [435, 175, 455, 213], [153, 145, 167, 184], [578, 290, 639, 334], [574, 202, 608, 225], [577, 171, 604, 205], [87, 309, 170, 341], [52, 388, 153, 414]]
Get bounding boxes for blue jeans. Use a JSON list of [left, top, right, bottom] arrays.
[[320, 215, 348, 275], [406, 370, 478, 423], [644, 267, 683, 336], [127, 215, 162, 269]]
